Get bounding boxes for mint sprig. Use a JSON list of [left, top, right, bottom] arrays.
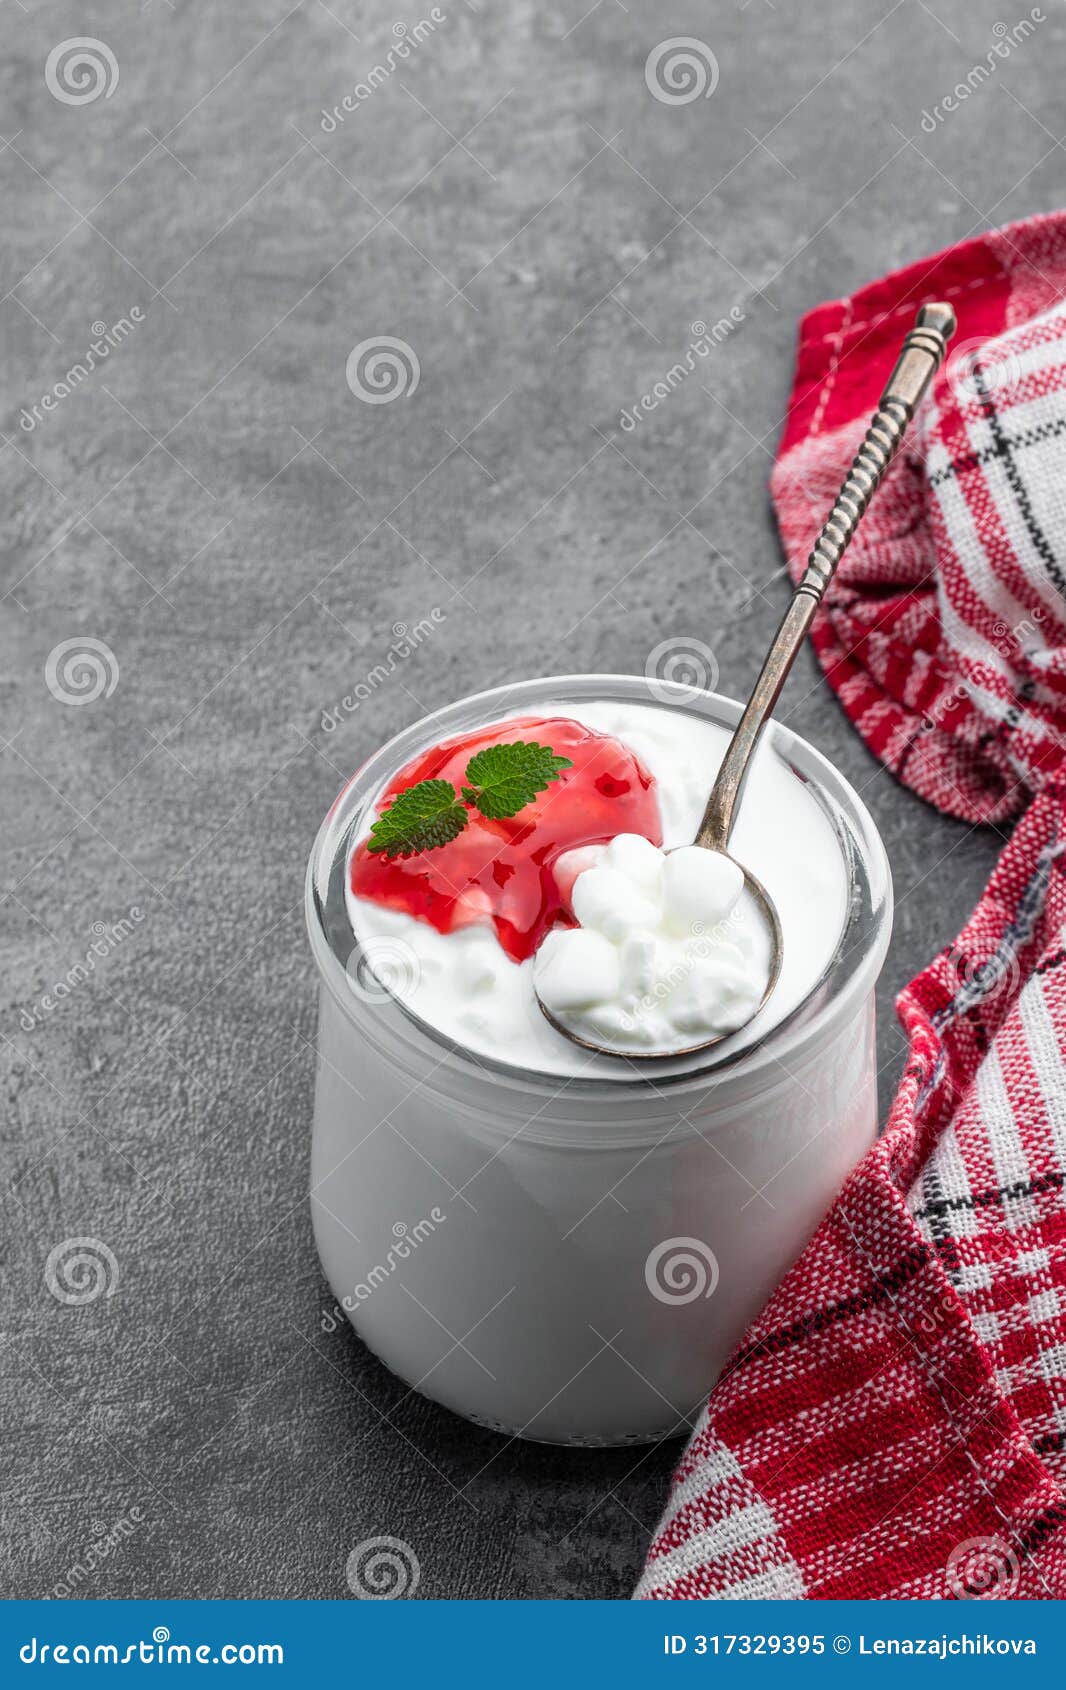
[[365, 779, 468, 859], [368, 740, 572, 858], [460, 741, 572, 819]]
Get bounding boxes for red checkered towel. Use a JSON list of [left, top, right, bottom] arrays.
[[636, 212, 1066, 1601]]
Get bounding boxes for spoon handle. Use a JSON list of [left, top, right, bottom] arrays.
[[696, 301, 956, 853]]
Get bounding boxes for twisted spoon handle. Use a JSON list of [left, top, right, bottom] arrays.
[[696, 301, 956, 853]]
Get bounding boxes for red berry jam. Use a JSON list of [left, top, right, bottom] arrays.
[[349, 715, 661, 962]]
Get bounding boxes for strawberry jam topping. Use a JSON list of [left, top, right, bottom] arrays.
[[349, 715, 661, 962]]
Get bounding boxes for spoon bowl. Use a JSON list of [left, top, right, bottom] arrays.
[[536, 846, 784, 1060], [536, 302, 956, 1060]]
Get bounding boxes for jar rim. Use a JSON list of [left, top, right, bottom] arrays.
[[305, 673, 892, 1115]]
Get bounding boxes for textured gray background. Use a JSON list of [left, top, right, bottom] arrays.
[[1, 0, 1056, 1600]]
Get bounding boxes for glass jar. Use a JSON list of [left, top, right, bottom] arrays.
[[305, 676, 891, 1445]]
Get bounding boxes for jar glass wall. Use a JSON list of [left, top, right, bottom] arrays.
[[306, 676, 892, 1445]]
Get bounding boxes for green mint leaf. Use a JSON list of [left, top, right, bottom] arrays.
[[461, 741, 572, 820], [367, 779, 469, 857]]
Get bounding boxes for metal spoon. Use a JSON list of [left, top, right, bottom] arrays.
[[538, 301, 957, 1058]]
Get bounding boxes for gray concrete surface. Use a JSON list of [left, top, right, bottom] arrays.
[[1, 0, 1056, 1599]]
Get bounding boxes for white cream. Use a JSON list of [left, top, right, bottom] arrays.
[[345, 700, 848, 1077], [535, 836, 771, 1052]]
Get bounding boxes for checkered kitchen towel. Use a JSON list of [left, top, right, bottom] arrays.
[[637, 212, 1066, 1600]]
